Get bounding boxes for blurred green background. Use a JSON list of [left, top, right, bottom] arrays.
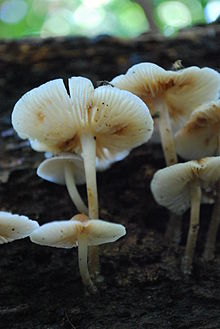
[[0, 0, 219, 39]]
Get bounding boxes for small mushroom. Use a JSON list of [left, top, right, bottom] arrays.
[[175, 100, 220, 260], [30, 213, 126, 291], [111, 62, 220, 166], [175, 100, 220, 160], [0, 211, 39, 244], [151, 157, 220, 273], [37, 153, 88, 214]]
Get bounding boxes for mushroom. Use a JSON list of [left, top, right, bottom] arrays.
[[37, 153, 88, 214], [150, 157, 220, 273], [0, 211, 39, 244], [30, 213, 126, 291], [175, 100, 220, 159], [12, 77, 153, 219], [111, 62, 220, 166], [175, 100, 220, 260]]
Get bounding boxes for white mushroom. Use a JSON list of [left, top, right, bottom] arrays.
[[175, 100, 220, 160], [175, 100, 220, 260], [111, 62, 220, 166], [0, 211, 39, 244], [151, 157, 220, 273], [12, 77, 153, 219], [30, 213, 126, 291], [37, 153, 87, 214]]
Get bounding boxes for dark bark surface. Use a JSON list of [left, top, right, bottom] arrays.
[[1, 24, 220, 329]]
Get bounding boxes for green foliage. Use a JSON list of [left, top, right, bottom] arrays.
[[0, 0, 218, 39]]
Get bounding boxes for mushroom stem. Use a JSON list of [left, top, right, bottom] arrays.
[[156, 100, 179, 244], [203, 180, 220, 260], [182, 179, 201, 274], [78, 235, 96, 292], [80, 132, 98, 218], [80, 132, 100, 276], [64, 163, 88, 214], [156, 100, 177, 166]]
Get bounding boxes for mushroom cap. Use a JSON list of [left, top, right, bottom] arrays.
[[111, 62, 220, 126], [37, 153, 85, 185], [12, 79, 73, 144], [96, 149, 129, 171], [30, 216, 126, 248], [12, 77, 153, 163], [30, 139, 49, 152], [150, 157, 220, 215], [30, 220, 79, 248], [0, 211, 39, 244], [175, 100, 220, 160], [85, 219, 126, 246]]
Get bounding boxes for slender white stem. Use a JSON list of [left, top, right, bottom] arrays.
[[80, 132, 100, 276], [203, 180, 220, 260], [203, 136, 220, 260], [156, 100, 177, 167], [80, 132, 98, 218], [64, 163, 88, 214], [78, 235, 96, 291], [182, 179, 201, 274], [156, 100, 180, 244]]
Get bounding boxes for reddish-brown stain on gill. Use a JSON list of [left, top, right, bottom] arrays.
[[111, 124, 128, 136], [56, 134, 80, 152], [184, 116, 209, 134], [36, 111, 45, 123]]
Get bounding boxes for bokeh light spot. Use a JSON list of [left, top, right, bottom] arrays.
[[74, 5, 105, 28], [119, 4, 148, 37], [157, 1, 192, 28], [204, 0, 220, 22], [82, 0, 111, 8], [41, 9, 74, 37], [0, 0, 27, 24]]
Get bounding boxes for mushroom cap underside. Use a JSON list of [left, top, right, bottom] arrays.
[[12, 77, 153, 161], [175, 100, 220, 160], [111, 62, 220, 125], [0, 212, 39, 244], [30, 218, 126, 248], [151, 157, 220, 214], [37, 153, 85, 185]]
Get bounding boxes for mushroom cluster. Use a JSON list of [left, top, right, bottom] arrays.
[[151, 157, 220, 273], [111, 62, 220, 166], [175, 100, 220, 261], [11, 75, 153, 289], [112, 62, 220, 273], [8, 61, 220, 290]]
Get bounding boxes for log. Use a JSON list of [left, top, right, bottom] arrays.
[[1, 24, 220, 328]]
